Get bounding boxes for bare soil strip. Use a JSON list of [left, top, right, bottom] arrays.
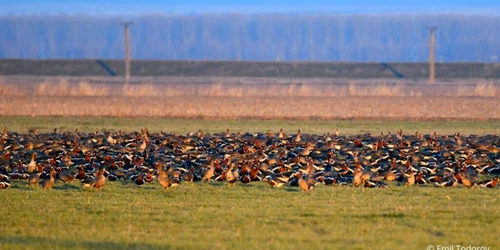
[[0, 96, 498, 120]]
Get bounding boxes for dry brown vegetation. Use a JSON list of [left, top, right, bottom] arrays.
[[0, 76, 499, 119], [1, 76, 500, 97]]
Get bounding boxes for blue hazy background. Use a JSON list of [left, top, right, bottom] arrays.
[[1, 0, 499, 62], [3, 0, 500, 15]]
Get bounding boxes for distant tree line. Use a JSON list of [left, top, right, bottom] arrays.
[[0, 14, 499, 62]]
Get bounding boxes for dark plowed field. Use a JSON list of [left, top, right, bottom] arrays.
[[1, 59, 499, 79]]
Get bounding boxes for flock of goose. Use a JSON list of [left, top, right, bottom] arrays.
[[0, 127, 499, 191]]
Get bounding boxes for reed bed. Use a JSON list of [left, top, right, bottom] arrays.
[[0, 76, 499, 98]]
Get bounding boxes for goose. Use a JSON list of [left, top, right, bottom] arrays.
[[201, 163, 215, 183], [27, 165, 44, 186], [181, 167, 195, 182], [404, 171, 415, 187], [27, 153, 37, 173], [263, 174, 286, 188], [295, 172, 313, 192], [226, 163, 239, 187], [158, 169, 176, 190], [478, 177, 498, 188], [58, 167, 75, 183], [40, 168, 56, 190], [0, 181, 10, 189], [133, 173, 145, 186], [91, 168, 106, 190], [459, 172, 474, 188], [353, 164, 364, 187], [434, 175, 458, 188]]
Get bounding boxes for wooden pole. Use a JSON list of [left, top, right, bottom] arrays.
[[427, 26, 438, 84], [121, 21, 133, 81]]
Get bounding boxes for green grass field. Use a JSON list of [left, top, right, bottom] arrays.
[[1, 180, 498, 249], [0, 116, 499, 135], [1, 116, 499, 249]]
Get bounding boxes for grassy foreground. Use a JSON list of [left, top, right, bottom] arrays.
[[0, 116, 499, 135], [0, 181, 499, 249]]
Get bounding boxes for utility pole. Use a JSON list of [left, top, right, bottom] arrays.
[[121, 21, 133, 81], [427, 26, 438, 84]]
